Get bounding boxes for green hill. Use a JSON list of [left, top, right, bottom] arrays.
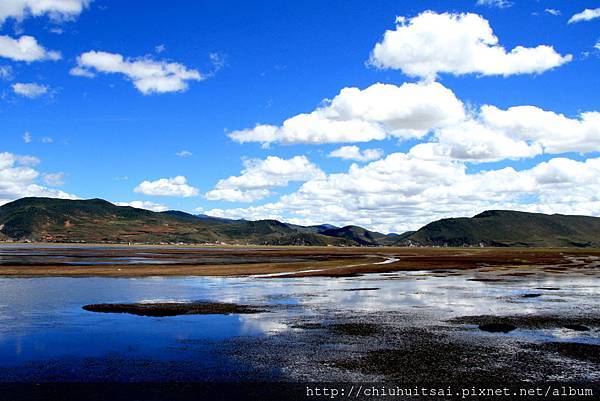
[[0, 198, 355, 246], [398, 210, 600, 247], [0, 197, 224, 244], [321, 225, 388, 246], [2, 199, 599, 247]]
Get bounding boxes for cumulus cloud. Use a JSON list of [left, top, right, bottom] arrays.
[[206, 156, 323, 202], [0, 0, 91, 24], [410, 119, 543, 162], [229, 81, 464, 145], [229, 78, 600, 161], [115, 200, 168, 212], [71, 51, 203, 94], [22, 131, 31, 143], [329, 146, 384, 162], [0, 35, 60, 62], [0, 152, 76, 205], [410, 104, 600, 162], [206, 154, 600, 233], [134, 176, 199, 197], [369, 11, 571, 80], [12, 82, 48, 98], [479, 105, 600, 154], [568, 8, 600, 24]]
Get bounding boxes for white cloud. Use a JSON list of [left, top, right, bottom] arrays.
[[21, 132, 55, 144], [369, 11, 571, 80], [0, 65, 13, 80], [205, 188, 271, 203], [329, 146, 384, 162], [0, 0, 91, 24], [545, 9, 561, 16], [209, 53, 226, 72], [479, 105, 600, 154], [134, 176, 199, 197], [0, 35, 60, 62], [410, 104, 600, 162], [71, 50, 203, 94], [0, 152, 76, 206], [229, 77, 600, 161], [476, 0, 512, 9], [568, 8, 600, 24], [115, 200, 168, 212], [229, 81, 465, 145], [0, 152, 39, 168], [42, 172, 65, 186], [175, 150, 192, 157], [595, 41, 600, 51], [12, 82, 49, 98], [206, 156, 323, 202], [410, 119, 543, 162], [69, 65, 94, 78], [206, 154, 600, 233]]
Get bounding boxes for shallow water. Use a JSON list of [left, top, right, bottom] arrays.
[[0, 267, 598, 381], [0, 248, 305, 266]]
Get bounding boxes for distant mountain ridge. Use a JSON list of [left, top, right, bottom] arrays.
[[320, 225, 388, 246], [395, 210, 600, 248], [1, 198, 599, 247], [0, 197, 353, 246]]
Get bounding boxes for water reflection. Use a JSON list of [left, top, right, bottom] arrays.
[[0, 270, 598, 380]]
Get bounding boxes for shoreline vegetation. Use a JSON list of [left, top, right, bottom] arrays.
[[1, 245, 598, 277]]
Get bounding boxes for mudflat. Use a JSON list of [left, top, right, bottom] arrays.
[[82, 301, 265, 317], [1, 245, 599, 277]]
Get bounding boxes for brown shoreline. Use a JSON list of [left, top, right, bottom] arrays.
[[1, 245, 599, 277]]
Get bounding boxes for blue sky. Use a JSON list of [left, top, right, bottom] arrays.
[[1, 0, 600, 233]]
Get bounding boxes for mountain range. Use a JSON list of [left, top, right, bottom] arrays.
[[0, 197, 599, 247]]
